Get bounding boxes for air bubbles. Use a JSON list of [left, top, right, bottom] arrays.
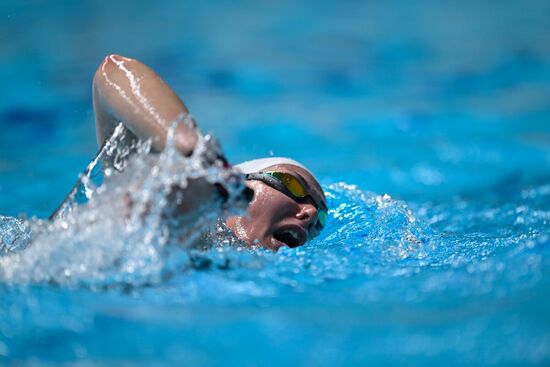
[[0, 216, 31, 254]]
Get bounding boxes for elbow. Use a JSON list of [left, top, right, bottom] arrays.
[[93, 54, 138, 87], [98, 54, 132, 69], [94, 55, 115, 93]]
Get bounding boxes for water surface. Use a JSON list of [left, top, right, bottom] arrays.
[[1, 0, 549, 365]]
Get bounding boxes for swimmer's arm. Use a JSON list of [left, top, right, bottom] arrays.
[[93, 54, 197, 155], [93, 55, 236, 215]]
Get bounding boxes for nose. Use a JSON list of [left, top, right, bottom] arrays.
[[296, 203, 318, 228]]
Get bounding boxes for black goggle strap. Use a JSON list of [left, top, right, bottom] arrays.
[[246, 173, 296, 201]]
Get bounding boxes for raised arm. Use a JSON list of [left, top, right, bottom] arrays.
[[93, 54, 198, 155]]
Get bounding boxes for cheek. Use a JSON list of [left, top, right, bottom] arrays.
[[244, 184, 280, 219], [246, 185, 273, 217], [250, 191, 296, 224], [226, 186, 279, 244]]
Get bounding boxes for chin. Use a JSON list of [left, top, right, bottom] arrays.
[[264, 235, 287, 251], [244, 235, 280, 251]]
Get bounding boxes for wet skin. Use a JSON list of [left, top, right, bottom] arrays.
[[92, 55, 326, 251], [225, 164, 326, 251]]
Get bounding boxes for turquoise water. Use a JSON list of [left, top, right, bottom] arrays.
[[1, 0, 549, 365]]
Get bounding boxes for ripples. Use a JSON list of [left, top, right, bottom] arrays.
[[1, 161, 548, 304], [0, 127, 548, 366]]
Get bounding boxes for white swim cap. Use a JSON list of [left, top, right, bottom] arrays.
[[235, 157, 312, 175]]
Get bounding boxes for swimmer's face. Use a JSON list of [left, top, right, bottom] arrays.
[[225, 164, 326, 251]]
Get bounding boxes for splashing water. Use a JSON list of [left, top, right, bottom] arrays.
[[0, 115, 248, 287], [0, 120, 441, 290], [0, 168, 548, 365], [0, 121, 548, 365]]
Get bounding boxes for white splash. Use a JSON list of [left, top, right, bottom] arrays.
[[0, 116, 247, 287]]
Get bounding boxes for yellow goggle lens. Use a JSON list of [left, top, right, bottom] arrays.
[[264, 171, 327, 231], [269, 172, 306, 197]]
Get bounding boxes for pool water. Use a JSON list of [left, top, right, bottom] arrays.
[[1, 0, 549, 365]]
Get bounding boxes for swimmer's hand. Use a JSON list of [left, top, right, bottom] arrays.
[[166, 169, 254, 215], [122, 167, 252, 219]]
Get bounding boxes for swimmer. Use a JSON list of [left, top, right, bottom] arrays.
[[87, 54, 327, 251]]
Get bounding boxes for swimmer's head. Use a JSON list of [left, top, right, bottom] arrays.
[[226, 157, 326, 251]]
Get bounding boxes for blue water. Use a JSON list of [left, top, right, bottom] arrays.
[[1, 0, 550, 365]]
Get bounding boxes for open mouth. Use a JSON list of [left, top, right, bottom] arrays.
[[273, 227, 305, 248]]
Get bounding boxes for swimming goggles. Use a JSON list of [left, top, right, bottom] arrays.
[[246, 171, 328, 234]]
